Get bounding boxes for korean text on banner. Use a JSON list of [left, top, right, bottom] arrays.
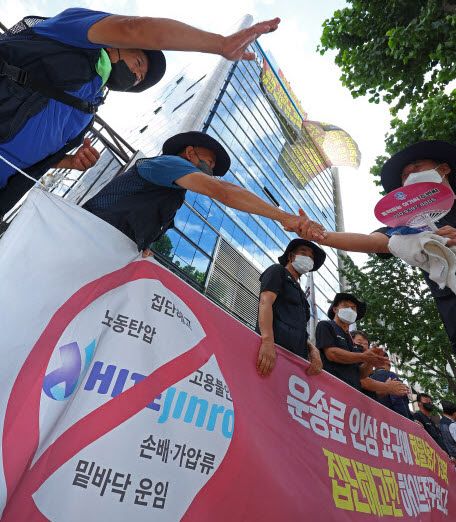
[[0, 188, 454, 521]]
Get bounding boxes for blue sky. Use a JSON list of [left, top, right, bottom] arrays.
[[0, 0, 391, 264]]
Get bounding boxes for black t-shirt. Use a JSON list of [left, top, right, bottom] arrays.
[[413, 411, 447, 451], [370, 369, 412, 419], [256, 264, 310, 359], [316, 320, 361, 390]]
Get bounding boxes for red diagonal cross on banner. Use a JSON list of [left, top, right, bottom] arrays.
[[2, 261, 220, 521]]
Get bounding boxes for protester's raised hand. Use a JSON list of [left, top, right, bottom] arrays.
[[280, 212, 306, 235], [221, 18, 280, 61], [436, 225, 456, 246], [70, 138, 100, 171], [384, 378, 409, 396], [362, 349, 388, 367], [283, 208, 327, 242]]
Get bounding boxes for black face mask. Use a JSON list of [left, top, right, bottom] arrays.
[[106, 50, 137, 91], [422, 402, 434, 412]]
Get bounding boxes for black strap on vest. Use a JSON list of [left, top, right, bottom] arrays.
[[0, 56, 102, 114]]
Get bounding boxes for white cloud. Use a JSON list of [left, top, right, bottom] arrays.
[[0, 0, 42, 26]]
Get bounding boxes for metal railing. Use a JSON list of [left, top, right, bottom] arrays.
[[1, 115, 137, 226]]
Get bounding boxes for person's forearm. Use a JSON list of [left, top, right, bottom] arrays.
[[308, 343, 319, 360], [258, 301, 275, 342], [319, 232, 390, 254], [92, 16, 223, 53], [131, 18, 223, 53], [360, 377, 387, 393], [218, 182, 287, 222], [53, 155, 73, 169], [359, 363, 374, 379], [324, 347, 364, 364]]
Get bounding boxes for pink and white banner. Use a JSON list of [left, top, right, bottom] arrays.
[[0, 189, 455, 521]]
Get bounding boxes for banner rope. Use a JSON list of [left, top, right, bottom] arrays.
[[0, 152, 46, 186]]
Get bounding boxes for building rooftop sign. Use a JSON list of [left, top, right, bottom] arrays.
[[259, 48, 360, 189]]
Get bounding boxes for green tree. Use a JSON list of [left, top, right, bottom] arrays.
[[370, 91, 456, 190], [180, 264, 206, 286], [340, 254, 456, 401], [319, 0, 456, 112], [152, 233, 173, 259]]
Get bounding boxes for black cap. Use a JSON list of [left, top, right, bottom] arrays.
[[441, 400, 456, 415], [328, 292, 366, 321], [380, 140, 456, 193], [128, 50, 166, 93], [278, 238, 326, 272], [162, 131, 231, 177]]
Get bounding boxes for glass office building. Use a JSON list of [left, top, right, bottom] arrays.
[[42, 16, 357, 332], [114, 23, 355, 330]]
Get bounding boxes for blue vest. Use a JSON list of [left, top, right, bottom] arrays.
[[0, 20, 101, 143]]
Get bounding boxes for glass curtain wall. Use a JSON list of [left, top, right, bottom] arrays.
[[154, 43, 341, 321]]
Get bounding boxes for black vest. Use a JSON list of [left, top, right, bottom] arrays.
[[83, 161, 187, 251], [0, 26, 101, 143]]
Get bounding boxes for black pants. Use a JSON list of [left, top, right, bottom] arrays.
[[435, 294, 456, 354]]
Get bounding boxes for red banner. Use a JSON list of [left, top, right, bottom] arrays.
[[3, 259, 454, 521], [0, 192, 454, 520]]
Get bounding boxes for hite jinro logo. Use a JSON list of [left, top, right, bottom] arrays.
[[43, 341, 96, 400]]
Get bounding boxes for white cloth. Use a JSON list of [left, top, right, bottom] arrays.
[[388, 231, 456, 293]]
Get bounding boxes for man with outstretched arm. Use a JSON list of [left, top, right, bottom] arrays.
[[300, 141, 456, 354], [83, 131, 324, 258], [0, 6, 280, 216]]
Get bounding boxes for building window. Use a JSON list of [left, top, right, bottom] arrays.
[[152, 230, 211, 287], [172, 94, 195, 113], [262, 186, 280, 207], [186, 74, 207, 92]]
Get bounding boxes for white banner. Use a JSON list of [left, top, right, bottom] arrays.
[[0, 189, 232, 521]]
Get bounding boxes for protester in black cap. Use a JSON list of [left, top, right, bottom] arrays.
[[300, 140, 456, 354], [414, 393, 447, 452], [255, 239, 326, 376], [315, 293, 387, 390], [367, 353, 412, 419], [83, 131, 321, 254], [347, 335, 411, 404], [440, 401, 456, 459], [0, 7, 281, 217]]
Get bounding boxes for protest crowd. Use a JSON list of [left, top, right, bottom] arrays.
[[1, 5, 456, 475]]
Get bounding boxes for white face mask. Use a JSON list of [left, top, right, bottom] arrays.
[[291, 255, 314, 274], [403, 168, 442, 186], [337, 307, 357, 324]]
